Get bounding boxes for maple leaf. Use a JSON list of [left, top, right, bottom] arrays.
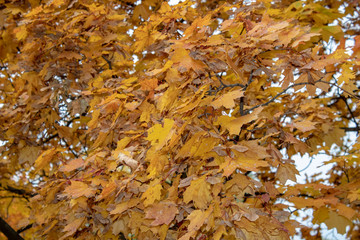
[[147, 118, 175, 149], [18, 146, 41, 164], [171, 48, 206, 73], [217, 107, 263, 135], [211, 90, 244, 109], [35, 148, 59, 172], [145, 202, 178, 226], [60, 158, 84, 172], [110, 199, 140, 215], [63, 181, 96, 199], [276, 163, 299, 184], [183, 176, 212, 209], [141, 180, 163, 206], [324, 210, 352, 235], [293, 120, 317, 132], [60, 217, 85, 240], [179, 206, 213, 240], [2, 1, 360, 240]]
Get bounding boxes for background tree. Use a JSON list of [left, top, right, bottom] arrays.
[[0, 0, 359, 239]]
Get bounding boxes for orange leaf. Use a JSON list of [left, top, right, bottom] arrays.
[[211, 90, 243, 109], [60, 158, 84, 172], [293, 120, 317, 132], [63, 181, 96, 199], [145, 202, 178, 226], [60, 217, 85, 240], [110, 199, 140, 215]]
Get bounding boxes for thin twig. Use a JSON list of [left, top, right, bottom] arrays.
[[322, 78, 360, 100], [244, 69, 254, 90], [60, 138, 79, 158], [341, 96, 360, 136], [244, 81, 317, 115], [6, 197, 14, 218], [102, 55, 112, 70], [341, 127, 360, 132], [0, 183, 35, 199], [240, 97, 244, 115], [17, 224, 33, 234], [299, 156, 314, 172]]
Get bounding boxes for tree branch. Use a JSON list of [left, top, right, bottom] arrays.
[[341, 127, 360, 132], [0, 183, 36, 200], [102, 55, 112, 70], [16, 224, 32, 234], [341, 96, 360, 136], [322, 78, 360, 100], [244, 81, 316, 115], [0, 216, 24, 240]]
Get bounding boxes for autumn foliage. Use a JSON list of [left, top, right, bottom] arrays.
[[1, 0, 360, 239]]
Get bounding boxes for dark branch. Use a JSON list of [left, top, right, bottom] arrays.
[[341, 96, 360, 136], [43, 133, 58, 143], [16, 224, 33, 234], [341, 127, 360, 132], [0, 216, 24, 240], [60, 138, 79, 158], [244, 81, 317, 115], [323, 78, 360, 100], [102, 55, 112, 70], [0, 183, 36, 200]]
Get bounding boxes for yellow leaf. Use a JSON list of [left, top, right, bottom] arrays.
[[179, 205, 213, 240], [114, 137, 132, 152], [214, 225, 227, 240], [14, 25, 27, 41], [147, 118, 175, 149], [183, 176, 212, 209], [107, 14, 126, 21], [338, 67, 355, 85], [171, 48, 206, 73], [291, 33, 320, 48], [211, 90, 243, 109], [220, 156, 268, 177], [183, 14, 212, 37], [141, 180, 163, 206], [147, 152, 168, 179], [176, 132, 204, 159], [218, 107, 263, 135], [193, 137, 219, 157], [110, 199, 140, 215], [35, 148, 58, 171], [157, 86, 177, 112], [236, 155, 269, 172], [146, 60, 173, 76], [88, 35, 102, 42], [312, 207, 329, 224]]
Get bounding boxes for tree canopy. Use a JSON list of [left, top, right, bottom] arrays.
[[0, 0, 360, 239]]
